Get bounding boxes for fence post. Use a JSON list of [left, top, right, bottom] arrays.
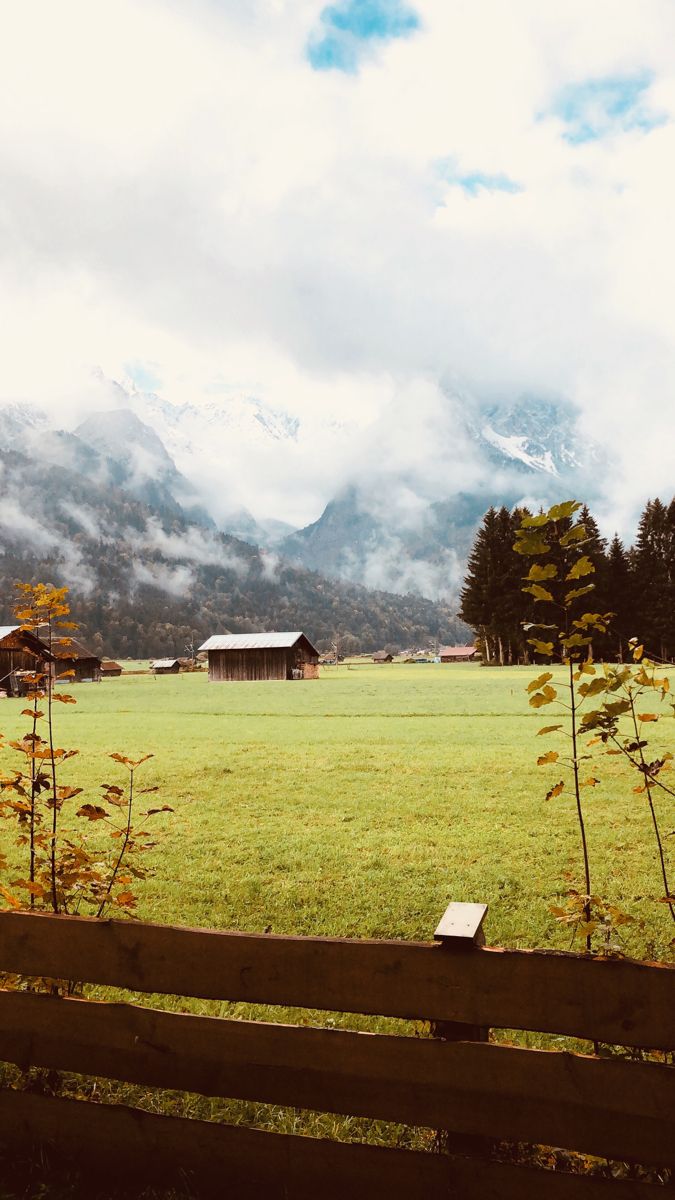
[[431, 901, 491, 1157]]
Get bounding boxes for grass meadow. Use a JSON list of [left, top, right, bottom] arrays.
[[1, 661, 673, 1166]]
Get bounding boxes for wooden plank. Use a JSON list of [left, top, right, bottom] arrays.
[[0, 1089, 663, 1200], [434, 901, 488, 944], [0, 989, 673, 1167], [1, 911, 674, 1049]]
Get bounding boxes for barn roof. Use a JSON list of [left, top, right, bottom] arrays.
[[199, 632, 319, 654], [0, 625, 54, 658], [151, 658, 180, 669], [52, 637, 100, 661], [101, 660, 122, 671], [439, 645, 477, 657]]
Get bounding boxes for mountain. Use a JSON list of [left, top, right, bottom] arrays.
[[0, 446, 469, 657], [280, 395, 600, 599], [0, 378, 602, 607]]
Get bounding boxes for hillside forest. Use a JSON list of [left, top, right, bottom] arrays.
[[460, 498, 675, 664]]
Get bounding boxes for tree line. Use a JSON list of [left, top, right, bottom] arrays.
[[459, 497, 675, 664]]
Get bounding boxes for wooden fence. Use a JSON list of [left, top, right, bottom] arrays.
[[0, 902, 673, 1197]]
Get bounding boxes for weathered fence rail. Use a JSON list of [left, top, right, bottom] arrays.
[[0, 904, 673, 1197]]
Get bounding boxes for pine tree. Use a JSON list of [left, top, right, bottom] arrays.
[[606, 534, 632, 660]]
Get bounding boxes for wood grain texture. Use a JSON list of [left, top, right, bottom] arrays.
[[0, 1089, 664, 1200], [1, 989, 673, 1167], [1, 911, 673, 1049]]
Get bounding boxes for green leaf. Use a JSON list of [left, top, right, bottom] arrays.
[[579, 678, 608, 698], [560, 523, 588, 547], [566, 556, 594, 581], [527, 639, 555, 656], [560, 633, 593, 648], [547, 501, 581, 521], [520, 513, 551, 528], [525, 563, 558, 581], [565, 585, 595, 605], [514, 534, 551, 556], [523, 584, 555, 602], [527, 671, 553, 693]]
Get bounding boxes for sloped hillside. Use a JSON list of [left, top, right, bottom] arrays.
[[0, 450, 468, 657]]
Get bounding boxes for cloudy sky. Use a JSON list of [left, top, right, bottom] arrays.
[[1, 0, 674, 529]]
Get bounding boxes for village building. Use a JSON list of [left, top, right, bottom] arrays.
[[199, 632, 320, 682], [52, 637, 102, 683], [373, 651, 393, 663], [100, 660, 123, 678], [0, 626, 53, 697], [438, 645, 478, 663], [151, 658, 181, 675]]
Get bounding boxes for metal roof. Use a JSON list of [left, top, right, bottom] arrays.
[[199, 632, 309, 652], [151, 658, 180, 668], [438, 645, 477, 657], [0, 626, 20, 641]]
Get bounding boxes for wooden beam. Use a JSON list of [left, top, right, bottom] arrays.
[[0, 989, 673, 1167], [0, 1089, 663, 1200], [434, 901, 488, 946], [1, 911, 674, 1050]]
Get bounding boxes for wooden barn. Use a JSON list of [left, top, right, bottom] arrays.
[[0, 626, 53, 696], [52, 637, 102, 683], [151, 659, 180, 675], [199, 632, 320, 682], [373, 651, 393, 663], [101, 660, 123, 678], [439, 645, 478, 663]]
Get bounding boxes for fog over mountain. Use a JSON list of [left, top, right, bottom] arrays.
[[0, 371, 604, 602]]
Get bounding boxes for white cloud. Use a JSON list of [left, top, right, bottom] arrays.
[[0, 0, 674, 534]]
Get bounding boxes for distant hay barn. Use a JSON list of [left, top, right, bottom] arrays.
[[373, 651, 393, 663], [52, 637, 102, 683], [151, 658, 181, 675], [199, 632, 320, 682], [439, 645, 478, 663], [0, 626, 53, 697], [101, 660, 123, 678]]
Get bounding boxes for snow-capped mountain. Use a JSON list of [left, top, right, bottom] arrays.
[[0, 373, 604, 600]]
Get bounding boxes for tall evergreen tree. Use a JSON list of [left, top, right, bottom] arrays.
[[605, 534, 633, 660]]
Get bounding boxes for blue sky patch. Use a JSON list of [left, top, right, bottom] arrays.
[[549, 72, 666, 143], [308, 0, 420, 73], [435, 161, 522, 197], [124, 360, 163, 392]]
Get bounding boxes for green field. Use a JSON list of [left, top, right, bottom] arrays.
[[1, 661, 672, 957], [1, 661, 673, 1167]]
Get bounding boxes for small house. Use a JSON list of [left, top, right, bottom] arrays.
[[439, 645, 478, 663], [199, 632, 320, 682], [52, 637, 102, 683], [101, 660, 123, 678], [373, 651, 393, 663], [0, 626, 53, 696], [151, 659, 181, 675]]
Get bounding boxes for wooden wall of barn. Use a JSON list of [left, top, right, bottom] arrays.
[[0, 648, 40, 678], [57, 658, 101, 683], [208, 648, 292, 681]]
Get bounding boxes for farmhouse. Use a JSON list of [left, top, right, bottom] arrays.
[[100, 660, 123, 678], [151, 658, 181, 675], [439, 645, 478, 663], [52, 637, 102, 683], [373, 651, 393, 663], [199, 632, 320, 681], [0, 626, 53, 696]]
